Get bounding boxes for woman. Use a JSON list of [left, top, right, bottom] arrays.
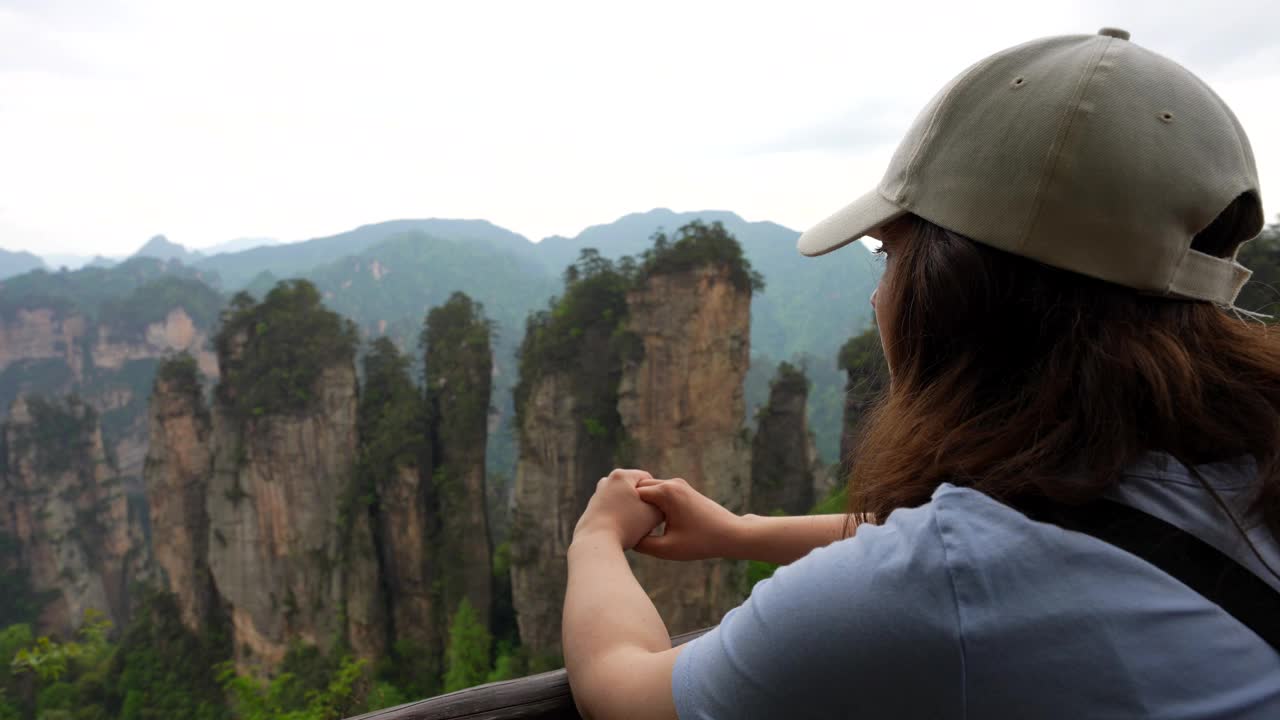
[[562, 28, 1280, 719]]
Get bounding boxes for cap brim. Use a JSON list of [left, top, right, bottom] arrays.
[[797, 188, 907, 257]]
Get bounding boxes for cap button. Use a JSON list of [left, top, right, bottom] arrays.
[[1098, 27, 1131, 40]]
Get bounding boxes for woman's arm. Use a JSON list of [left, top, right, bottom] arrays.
[[734, 513, 851, 565], [634, 477, 856, 565], [563, 469, 683, 720]]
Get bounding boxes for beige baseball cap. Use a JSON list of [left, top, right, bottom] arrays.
[[798, 28, 1264, 306]]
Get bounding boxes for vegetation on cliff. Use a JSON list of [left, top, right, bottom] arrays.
[[513, 249, 634, 452], [749, 362, 815, 517], [100, 276, 224, 342], [0, 257, 218, 324], [639, 220, 765, 294], [356, 338, 429, 495], [838, 324, 889, 462], [213, 280, 357, 419], [154, 353, 204, 404], [11, 395, 99, 476]]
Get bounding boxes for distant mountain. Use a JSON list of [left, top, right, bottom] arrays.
[[0, 249, 46, 280], [42, 254, 119, 271], [196, 219, 536, 289], [201, 237, 280, 256], [133, 235, 203, 264], [4, 210, 876, 470]]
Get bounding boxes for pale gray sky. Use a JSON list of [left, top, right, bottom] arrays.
[[1, 0, 1277, 257]]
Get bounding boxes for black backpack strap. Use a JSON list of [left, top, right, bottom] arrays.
[[1017, 496, 1280, 652]]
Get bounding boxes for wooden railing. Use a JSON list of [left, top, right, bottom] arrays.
[[344, 628, 711, 720]]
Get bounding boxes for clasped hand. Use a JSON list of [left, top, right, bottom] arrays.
[[573, 468, 742, 561]]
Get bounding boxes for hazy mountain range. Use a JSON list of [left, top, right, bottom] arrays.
[[0, 209, 881, 466]]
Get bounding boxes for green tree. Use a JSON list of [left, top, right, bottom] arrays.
[[640, 220, 764, 294], [442, 599, 492, 693], [220, 655, 367, 720], [213, 279, 357, 419], [108, 590, 230, 720]]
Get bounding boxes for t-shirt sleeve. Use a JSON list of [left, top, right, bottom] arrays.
[[672, 503, 965, 720]]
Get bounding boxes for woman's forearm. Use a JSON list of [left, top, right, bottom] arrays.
[[729, 513, 852, 565], [563, 530, 682, 720]]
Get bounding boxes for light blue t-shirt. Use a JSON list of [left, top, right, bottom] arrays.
[[674, 454, 1280, 718]]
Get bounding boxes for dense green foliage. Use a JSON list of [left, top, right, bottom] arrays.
[[357, 338, 428, 481], [640, 220, 764, 294], [214, 281, 358, 419], [17, 395, 98, 476], [513, 249, 634, 451], [154, 353, 203, 400], [99, 277, 224, 342], [0, 258, 216, 323], [110, 590, 230, 720], [422, 292, 493, 443], [0, 594, 428, 719], [442, 600, 491, 693]]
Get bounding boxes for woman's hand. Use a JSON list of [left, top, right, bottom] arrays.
[[632, 477, 746, 561], [573, 468, 666, 550]]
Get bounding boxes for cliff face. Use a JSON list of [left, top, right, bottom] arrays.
[[619, 263, 753, 635], [0, 396, 149, 636], [0, 309, 87, 381], [139, 285, 498, 676], [749, 363, 829, 516], [206, 361, 385, 668], [510, 258, 631, 659], [510, 370, 614, 657], [0, 307, 218, 493], [143, 357, 216, 633], [373, 463, 436, 651]]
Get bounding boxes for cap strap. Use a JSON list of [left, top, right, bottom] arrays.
[[1167, 248, 1252, 306]]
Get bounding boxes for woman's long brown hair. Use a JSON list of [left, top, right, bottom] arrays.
[[847, 196, 1280, 540]]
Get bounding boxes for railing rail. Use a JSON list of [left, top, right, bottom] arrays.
[[344, 628, 712, 720]]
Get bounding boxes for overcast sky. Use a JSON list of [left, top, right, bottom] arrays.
[[1, 0, 1277, 257]]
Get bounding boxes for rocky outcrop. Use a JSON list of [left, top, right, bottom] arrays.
[[749, 363, 829, 516], [0, 306, 218, 501], [0, 309, 86, 382], [511, 231, 758, 651], [0, 396, 150, 636], [138, 284, 500, 675], [424, 293, 494, 628], [357, 336, 440, 671], [143, 355, 216, 633], [206, 360, 385, 669], [92, 308, 219, 376], [510, 256, 631, 659], [373, 463, 437, 651], [619, 263, 753, 636], [511, 371, 613, 657]]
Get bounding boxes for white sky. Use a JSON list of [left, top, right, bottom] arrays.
[[1, 0, 1277, 257]]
